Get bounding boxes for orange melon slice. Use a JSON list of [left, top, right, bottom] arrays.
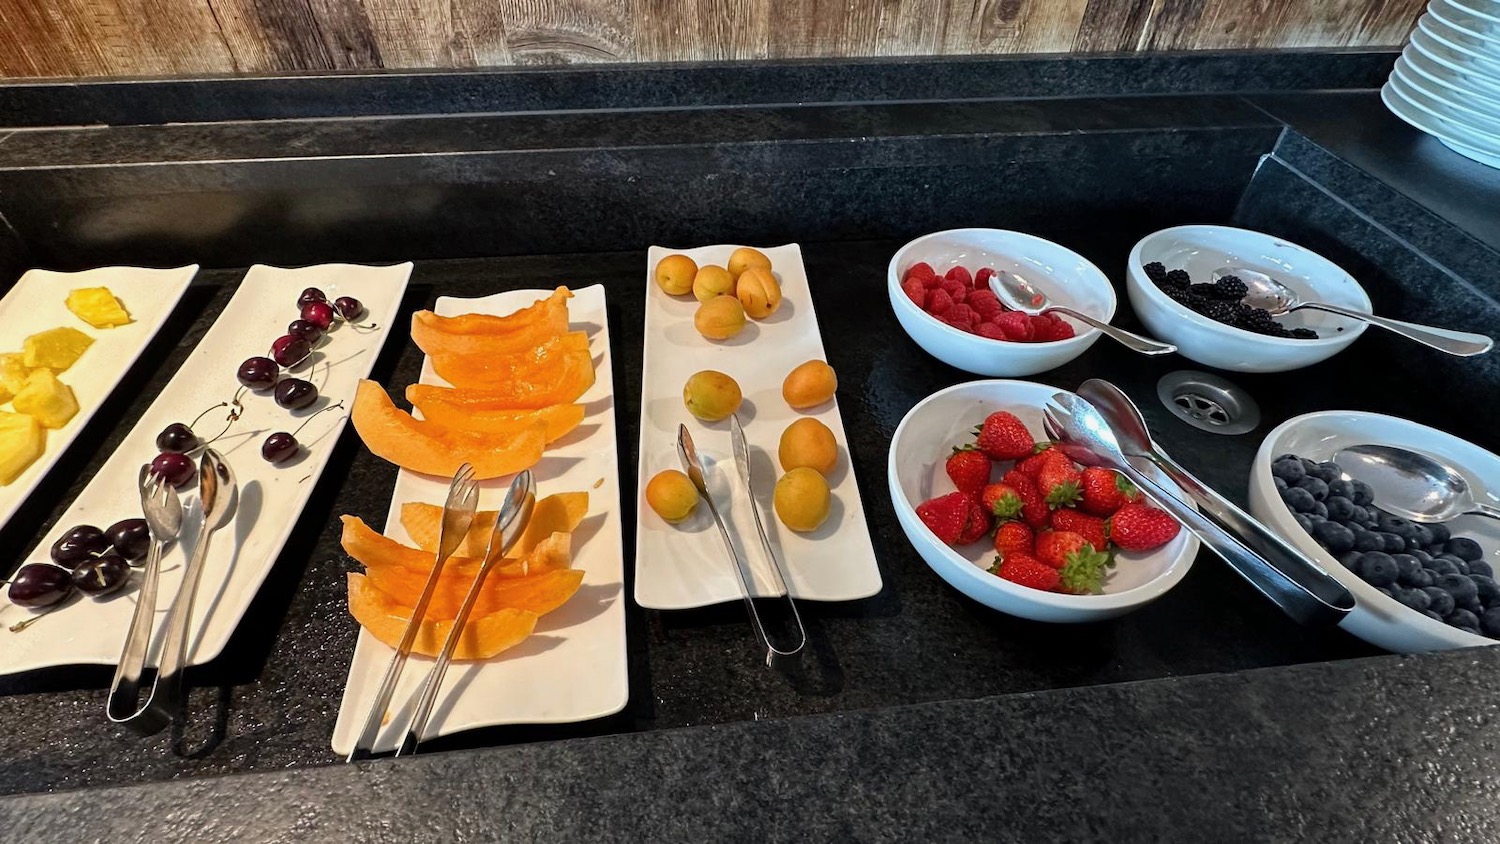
[[364, 566, 585, 620], [351, 379, 545, 479], [405, 349, 595, 409], [340, 515, 573, 579], [414, 287, 572, 337], [412, 402, 585, 443], [400, 491, 589, 558], [347, 573, 537, 660], [429, 333, 590, 390]]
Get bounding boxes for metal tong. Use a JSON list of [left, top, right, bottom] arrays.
[[678, 421, 806, 664], [107, 450, 238, 734], [396, 470, 536, 756], [347, 464, 479, 762]]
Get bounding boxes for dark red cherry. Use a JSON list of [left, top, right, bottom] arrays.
[[50, 525, 108, 569], [274, 378, 318, 410], [155, 422, 199, 454], [270, 334, 312, 368], [301, 301, 335, 330], [287, 319, 324, 343], [334, 296, 365, 321], [237, 356, 280, 392], [150, 452, 197, 488], [261, 432, 300, 464], [297, 287, 327, 308], [8, 564, 73, 608], [72, 554, 130, 597], [105, 518, 151, 562]]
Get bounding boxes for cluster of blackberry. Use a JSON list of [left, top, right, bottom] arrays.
[[1143, 262, 1318, 340]]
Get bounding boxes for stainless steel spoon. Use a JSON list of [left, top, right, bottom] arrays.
[[1334, 443, 1500, 524], [1220, 266, 1493, 356], [989, 270, 1176, 355], [1043, 389, 1353, 626]]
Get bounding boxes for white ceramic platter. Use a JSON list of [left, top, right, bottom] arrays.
[[0, 263, 410, 675], [332, 284, 626, 755], [0, 265, 198, 530], [635, 244, 882, 609]]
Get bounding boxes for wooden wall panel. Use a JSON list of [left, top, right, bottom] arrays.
[[0, 0, 1426, 79]]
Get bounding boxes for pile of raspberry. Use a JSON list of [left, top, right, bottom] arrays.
[[900, 263, 1076, 343]]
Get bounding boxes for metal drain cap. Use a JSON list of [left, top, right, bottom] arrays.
[[1156, 370, 1260, 435]]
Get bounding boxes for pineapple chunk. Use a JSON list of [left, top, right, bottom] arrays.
[[0, 353, 28, 397], [13, 369, 78, 429], [66, 286, 132, 328], [0, 411, 44, 485], [22, 326, 93, 372]]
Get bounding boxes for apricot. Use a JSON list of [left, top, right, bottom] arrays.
[[727, 247, 772, 280], [646, 470, 699, 523], [774, 467, 831, 532], [694, 295, 746, 341], [682, 370, 742, 422], [778, 418, 837, 475], [692, 264, 735, 303], [655, 254, 697, 296], [736, 266, 782, 319], [782, 360, 838, 409]]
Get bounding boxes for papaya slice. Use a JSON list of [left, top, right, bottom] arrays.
[[351, 379, 545, 479], [340, 515, 573, 580], [400, 491, 589, 558], [414, 287, 572, 337], [364, 565, 585, 621], [429, 333, 590, 390], [413, 402, 585, 444], [346, 573, 537, 660], [405, 348, 595, 410]]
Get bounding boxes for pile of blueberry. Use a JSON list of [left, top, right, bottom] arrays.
[[1273, 453, 1500, 638], [1142, 261, 1319, 340]]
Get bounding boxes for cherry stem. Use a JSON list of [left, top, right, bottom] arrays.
[[290, 401, 346, 438], [190, 400, 242, 451], [10, 607, 55, 633], [189, 401, 229, 430]]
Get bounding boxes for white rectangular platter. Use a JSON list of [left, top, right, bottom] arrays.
[[0, 265, 198, 530], [635, 243, 881, 609], [0, 262, 411, 675], [332, 284, 626, 755]]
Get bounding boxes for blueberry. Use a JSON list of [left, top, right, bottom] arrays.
[[1423, 609, 1445, 623], [1392, 554, 1423, 585], [1410, 524, 1433, 548], [1348, 505, 1370, 524], [1279, 486, 1317, 514], [1311, 521, 1355, 554], [1438, 555, 1471, 576], [1326, 479, 1355, 501], [1446, 537, 1483, 562], [1411, 549, 1433, 565], [1350, 480, 1375, 506], [1311, 462, 1343, 483], [1297, 476, 1330, 501], [1482, 607, 1500, 637], [1338, 550, 1364, 569], [1407, 569, 1435, 588], [1379, 513, 1416, 539], [1462, 596, 1485, 615], [1293, 513, 1314, 533], [1353, 531, 1384, 553], [1299, 457, 1318, 473], [1457, 626, 1483, 637], [1325, 496, 1357, 522], [1274, 476, 1288, 491], [1428, 542, 1446, 557], [1272, 457, 1307, 483], [1428, 558, 1461, 577], [1447, 608, 1480, 631], [1438, 573, 1479, 605], [1393, 587, 1431, 612], [1473, 575, 1500, 605], [1357, 552, 1399, 587], [1381, 533, 1406, 554], [1376, 586, 1395, 599], [1470, 560, 1493, 578], [1428, 522, 1452, 544], [1424, 586, 1456, 616], [1310, 502, 1329, 520]]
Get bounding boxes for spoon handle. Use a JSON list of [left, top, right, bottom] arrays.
[[1048, 306, 1177, 356], [1296, 302, 1493, 357], [1464, 502, 1500, 523]]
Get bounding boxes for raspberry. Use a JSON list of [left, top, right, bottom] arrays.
[[944, 266, 974, 288], [925, 288, 954, 316], [975, 267, 996, 289], [940, 279, 967, 304], [1034, 316, 1076, 341], [901, 277, 926, 309], [995, 311, 1033, 341], [967, 289, 1002, 321], [904, 262, 938, 287], [975, 322, 1007, 341], [945, 303, 976, 326]]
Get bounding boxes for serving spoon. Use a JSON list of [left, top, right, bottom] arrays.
[[1334, 443, 1500, 524], [1215, 266, 1493, 356], [989, 271, 1177, 355]]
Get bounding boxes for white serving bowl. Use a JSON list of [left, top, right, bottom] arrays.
[[1249, 411, 1500, 653], [1126, 225, 1372, 373], [888, 228, 1115, 377], [888, 379, 1199, 623]]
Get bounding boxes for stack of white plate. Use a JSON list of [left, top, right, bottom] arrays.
[[1385, 0, 1500, 169]]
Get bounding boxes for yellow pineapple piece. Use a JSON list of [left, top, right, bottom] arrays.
[[0, 353, 28, 397], [66, 287, 132, 328], [13, 369, 78, 429], [0, 411, 44, 485], [22, 326, 93, 372]]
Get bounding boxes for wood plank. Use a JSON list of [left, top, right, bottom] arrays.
[[942, 0, 1091, 54], [631, 0, 770, 62], [491, 0, 635, 64], [771, 0, 949, 59], [208, 0, 381, 73], [1141, 0, 1424, 50], [1072, 0, 1154, 52]]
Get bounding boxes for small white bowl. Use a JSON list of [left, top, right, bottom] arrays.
[[888, 379, 1200, 623], [1126, 225, 1372, 373], [888, 228, 1115, 377], [1249, 411, 1500, 653]]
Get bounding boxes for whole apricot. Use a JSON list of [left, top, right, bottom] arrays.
[[774, 467, 831, 532], [694, 295, 746, 341], [683, 370, 743, 421], [646, 470, 699, 523], [736, 266, 782, 319], [782, 359, 838, 409], [692, 265, 735, 303], [778, 417, 838, 475], [655, 254, 697, 296], [728, 247, 773, 280]]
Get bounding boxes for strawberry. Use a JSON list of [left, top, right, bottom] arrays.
[[944, 266, 973, 288], [916, 491, 972, 545], [1078, 467, 1140, 517], [940, 279, 968, 304], [1015, 442, 1058, 478], [995, 310, 1034, 342], [1035, 450, 1082, 508], [945, 446, 991, 497], [901, 276, 927, 309], [991, 553, 1059, 591], [967, 289, 1003, 322], [973, 411, 1034, 461], [1034, 530, 1087, 569], [925, 288, 954, 317], [1109, 503, 1181, 551], [1050, 509, 1108, 550], [993, 520, 1034, 558], [979, 482, 1024, 520], [904, 261, 939, 288], [975, 322, 1007, 341], [956, 498, 992, 545], [975, 267, 996, 289], [1034, 531, 1113, 592], [1000, 470, 1050, 529]]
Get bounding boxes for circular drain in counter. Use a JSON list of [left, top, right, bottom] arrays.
[[1156, 370, 1260, 435]]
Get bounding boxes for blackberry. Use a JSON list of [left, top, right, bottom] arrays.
[[1290, 327, 1319, 340], [1188, 283, 1219, 300], [1143, 261, 1168, 284], [1196, 301, 1237, 323], [1213, 275, 1248, 299], [1163, 268, 1191, 288], [1237, 309, 1276, 331]]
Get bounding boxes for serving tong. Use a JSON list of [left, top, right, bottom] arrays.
[[677, 420, 806, 665]]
